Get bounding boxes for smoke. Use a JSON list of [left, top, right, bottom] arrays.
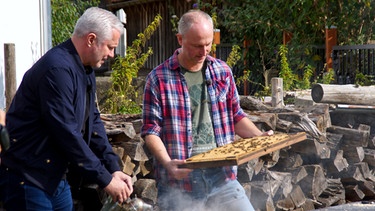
[[157, 188, 229, 211]]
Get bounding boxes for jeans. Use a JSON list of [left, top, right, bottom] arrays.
[[157, 168, 255, 211], [0, 167, 73, 211]]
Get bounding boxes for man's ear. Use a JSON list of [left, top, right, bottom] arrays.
[[176, 33, 183, 46], [87, 33, 97, 47]]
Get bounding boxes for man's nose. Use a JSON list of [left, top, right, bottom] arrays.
[[108, 49, 115, 58]]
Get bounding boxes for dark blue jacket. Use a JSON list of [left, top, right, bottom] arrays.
[[1, 39, 120, 195]]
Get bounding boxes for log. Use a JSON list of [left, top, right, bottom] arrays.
[[271, 150, 303, 171], [260, 150, 280, 168], [121, 154, 136, 176], [290, 166, 308, 184], [316, 178, 345, 208], [326, 125, 369, 147], [276, 118, 294, 133], [322, 150, 349, 177], [133, 179, 158, 205], [299, 199, 316, 211], [265, 197, 275, 211], [276, 197, 295, 211], [268, 171, 293, 198], [357, 180, 375, 198], [363, 148, 375, 167], [289, 185, 306, 208], [101, 114, 139, 142], [247, 170, 294, 207], [119, 141, 149, 162], [336, 166, 366, 183], [311, 83, 375, 105], [245, 112, 277, 131], [240, 95, 295, 113], [325, 132, 344, 156], [106, 123, 137, 142], [131, 119, 143, 134], [298, 103, 332, 130], [345, 185, 365, 202], [329, 108, 375, 135], [358, 124, 371, 145], [278, 112, 325, 142], [271, 77, 284, 108], [275, 185, 307, 210], [290, 138, 330, 163], [244, 182, 270, 211], [354, 162, 372, 180], [342, 146, 365, 164], [238, 159, 262, 183], [297, 165, 328, 199], [240, 95, 272, 111], [368, 135, 375, 149], [332, 150, 349, 172], [139, 160, 153, 177]]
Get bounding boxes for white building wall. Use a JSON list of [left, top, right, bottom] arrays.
[[0, 0, 50, 109]]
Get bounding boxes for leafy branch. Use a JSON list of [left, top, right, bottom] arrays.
[[103, 14, 162, 114]]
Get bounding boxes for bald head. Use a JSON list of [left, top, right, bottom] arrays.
[[176, 10, 214, 71], [178, 10, 214, 35]]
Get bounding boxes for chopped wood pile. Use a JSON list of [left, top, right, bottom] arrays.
[[101, 95, 375, 211]]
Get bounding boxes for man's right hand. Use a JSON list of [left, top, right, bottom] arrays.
[[103, 171, 133, 204], [165, 159, 192, 180]]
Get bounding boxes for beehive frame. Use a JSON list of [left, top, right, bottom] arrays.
[[180, 132, 307, 169]]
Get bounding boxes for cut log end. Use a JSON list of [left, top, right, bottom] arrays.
[[311, 84, 323, 103]]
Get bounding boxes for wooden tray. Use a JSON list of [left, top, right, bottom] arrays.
[[180, 132, 307, 169]]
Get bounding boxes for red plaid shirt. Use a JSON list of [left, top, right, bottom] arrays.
[[141, 49, 247, 191]]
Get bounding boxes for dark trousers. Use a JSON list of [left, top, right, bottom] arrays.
[[0, 166, 73, 211]]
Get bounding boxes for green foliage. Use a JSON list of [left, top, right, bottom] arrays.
[[329, 0, 375, 45], [51, 0, 99, 46], [298, 64, 314, 90], [103, 14, 162, 114], [235, 69, 251, 88], [278, 45, 296, 91], [315, 68, 335, 84], [199, 0, 375, 93], [226, 45, 241, 68], [355, 71, 375, 86], [228, 45, 265, 93]]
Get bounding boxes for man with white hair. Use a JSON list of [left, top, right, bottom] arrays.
[[0, 7, 133, 210]]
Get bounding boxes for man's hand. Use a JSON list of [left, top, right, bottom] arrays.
[[164, 159, 192, 180], [0, 110, 5, 126], [103, 171, 133, 204], [262, 130, 274, 136]]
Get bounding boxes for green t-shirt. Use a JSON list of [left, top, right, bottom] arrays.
[[181, 65, 216, 156]]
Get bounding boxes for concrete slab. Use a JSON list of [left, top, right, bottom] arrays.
[[314, 201, 375, 210]]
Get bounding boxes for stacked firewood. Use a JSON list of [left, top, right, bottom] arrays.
[[101, 95, 375, 210], [100, 114, 158, 207]]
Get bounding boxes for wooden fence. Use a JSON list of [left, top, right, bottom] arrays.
[[332, 44, 375, 84]]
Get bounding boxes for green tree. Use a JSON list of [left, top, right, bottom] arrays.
[[200, 0, 375, 91], [103, 14, 162, 114], [51, 0, 100, 46]]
